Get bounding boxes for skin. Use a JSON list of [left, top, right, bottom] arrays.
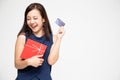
[[14, 9, 65, 69]]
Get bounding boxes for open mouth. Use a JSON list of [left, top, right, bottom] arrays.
[[30, 24, 38, 29]]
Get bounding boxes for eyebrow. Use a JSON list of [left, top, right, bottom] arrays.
[[26, 16, 38, 19]]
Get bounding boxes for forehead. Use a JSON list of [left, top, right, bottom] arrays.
[[27, 9, 41, 17]]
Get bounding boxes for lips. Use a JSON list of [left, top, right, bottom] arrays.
[[30, 23, 38, 29]]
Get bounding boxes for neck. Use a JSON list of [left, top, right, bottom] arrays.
[[33, 30, 45, 37]]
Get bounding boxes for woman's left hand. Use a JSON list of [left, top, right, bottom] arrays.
[[57, 26, 65, 39]]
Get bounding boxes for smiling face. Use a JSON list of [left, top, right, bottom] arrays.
[[26, 9, 45, 36]]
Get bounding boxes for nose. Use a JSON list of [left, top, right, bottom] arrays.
[[30, 19, 35, 24]]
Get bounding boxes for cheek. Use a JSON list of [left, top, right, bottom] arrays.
[[27, 21, 31, 27], [27, 21, 30, 25], [37, 20, 43, 26], [39, 22, 44, 27]]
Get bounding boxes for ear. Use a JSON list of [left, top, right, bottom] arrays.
[[42, 18, 45, 22]]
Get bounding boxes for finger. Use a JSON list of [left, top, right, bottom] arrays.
[[39, 63, 42, 66], [59, 31, 63, 34], [40, 58, 44, 62], [60, 26, 64, 28], [36, 55, 43, 58], [39, 61, 43, 66]]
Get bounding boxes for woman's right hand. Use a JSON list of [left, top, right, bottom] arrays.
[[26, 55, 44, 67]]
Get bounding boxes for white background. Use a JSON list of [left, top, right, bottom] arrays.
[[0, 0, 120, 80]]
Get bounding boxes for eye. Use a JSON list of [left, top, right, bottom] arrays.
[[27, 18, 30, 21], [27, 19, 30, 20], [34, 17, 38, 20]]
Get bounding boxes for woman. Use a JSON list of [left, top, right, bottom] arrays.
[[14, 3, 64, 80]]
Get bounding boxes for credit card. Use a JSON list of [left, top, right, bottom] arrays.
[[55, 18, 65, 27]]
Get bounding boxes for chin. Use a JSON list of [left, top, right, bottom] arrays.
[[32, 29, 38, 33]]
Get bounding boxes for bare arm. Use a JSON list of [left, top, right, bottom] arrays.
[[48, 27, 65, 65], [14, 34, 44, 69], [14, 34, 28, 69]]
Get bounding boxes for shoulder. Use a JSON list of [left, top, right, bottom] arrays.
[[17, 33, 26, 40], [16, 33, 26, 45]]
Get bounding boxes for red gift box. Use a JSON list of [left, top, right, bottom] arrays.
[[20, 39, 47, 59]]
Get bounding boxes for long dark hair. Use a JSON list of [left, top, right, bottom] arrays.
[[18, 3, 52, 41]]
